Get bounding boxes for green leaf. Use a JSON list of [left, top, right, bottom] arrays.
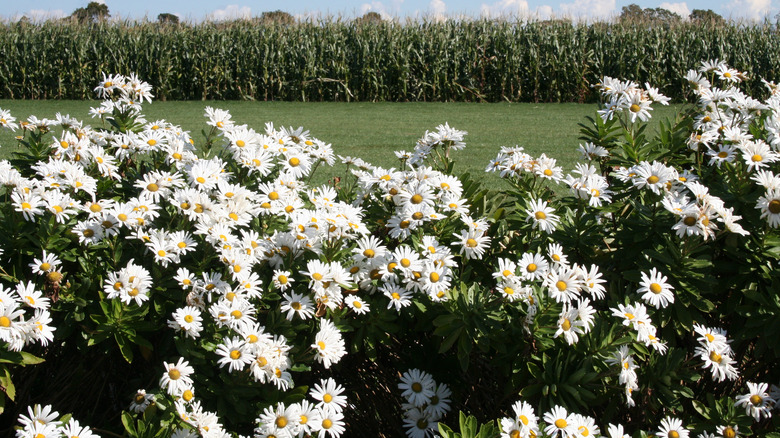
[[121, 411, 137, 436]]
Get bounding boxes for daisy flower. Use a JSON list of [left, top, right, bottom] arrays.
[[216, 337, 252, 372], [399, 369, 436, 407], [168, 306, 203, 339], [657, 417, 689, 438], [518, 252, 548, 281], [735, 382, 774, 421], [543, 405, 576, 438], [129, 389, 155, 413], [29, 251, 61, 276], [554, 305, 584, 345], [637, 267, 674, 308], [160, 358, 195, 396], [310, 378, 348, 413], [756, 189, 780, 228], [381, 281, 413, 312], [313, 407, 346, 438], [280, 292, 315, 320], [453, 228, 491, 260], [526, 199, 560, 234], [312, 319, 346, 369]]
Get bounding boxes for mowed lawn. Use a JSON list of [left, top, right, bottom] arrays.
[[0, 100, 683, 183]]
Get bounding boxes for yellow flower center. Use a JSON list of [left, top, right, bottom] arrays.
[[183, 390, 194, 401], [0, 316, 11, 327], [168, 369, 181, 380], [510, 431, 521, 438], [504, 286, 515, 295], [669, 431, 680, 438], [555, 280, 567, 291], [519, 415, 529, 426], [40, 262, 52, 271], [323, 393, 333, 403], [544, 169, 554, 176], [236, 140, 246, 147], [630, 104, 641, 113], [400, 220, 410, 229], [363, 249, 376, 258], [555, 419, 568, 429], [412, 211, 424, 220], [552, 254, 561, 262], [353, 300, 362, 308], [709, 351, 723, 363], [752, 154, 763, 162], [562, 318, 572, 331], [705, 334, 715, 343], [278, 275, 288, 284], [196, 176, 206, 184], [312, 273, 323, 281], [323, 419, 333, 429], [230, 310, 242, 319], [391, 292, 401, 300], [649, 283, 662, 294], [580, 426, 590, 437], [21, 202, 32, 210], [411, 194, 423, 204], [147, 139, 157, 146], [683, 216, 697, 226], [291, 302, 302, 310], [750, 394, 763, 406], [128, 288, 140, 297], [723, 427, 736, 438], [289, 157, 301, 167], [527, 263, 538, 272], [429, 272, 440, 282], [147, 183, 159, 192], [317, 341, 327, 350], [411, 382, 423, 392], [184, 315, 194, 323], [230, 350, 242, 360], [535, 211, 547, 220], [276, 417, 288, 428], [647, 175, 660, 184], [769, 200, 780, 214]]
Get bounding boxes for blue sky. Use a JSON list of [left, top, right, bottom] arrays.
[[5, 0, 778, 23]]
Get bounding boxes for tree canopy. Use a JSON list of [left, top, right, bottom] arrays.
[[70, 2, 110, 23]]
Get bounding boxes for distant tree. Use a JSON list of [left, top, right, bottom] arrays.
[[158, 13, 180, 24], [689, 9, 725, 25], [619, 3, 681, 25], [644, 7, 682, 23], [619, 4, 645, 22], [70, 2, 110, 23], [259, 10, 295, 25], [356, 11, 383, 25]]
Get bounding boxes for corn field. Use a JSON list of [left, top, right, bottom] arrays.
[[1, 19, 779, 102]]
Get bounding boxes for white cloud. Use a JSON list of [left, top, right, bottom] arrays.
[[429, 0, 447, 20], [15, 9, 66, 21], [558, 0, 615, 20], [480, 0, 530, 18], [206, 5, 251, 21], [725, 0, 771, 20], [660, 2, 690, 18], [360, 1, 392, 18]]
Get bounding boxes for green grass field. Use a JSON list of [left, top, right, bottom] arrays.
[[0, 101, 683, 183]]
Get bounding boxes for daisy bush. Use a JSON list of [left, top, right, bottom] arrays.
[[0, 62, 778, 438]]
